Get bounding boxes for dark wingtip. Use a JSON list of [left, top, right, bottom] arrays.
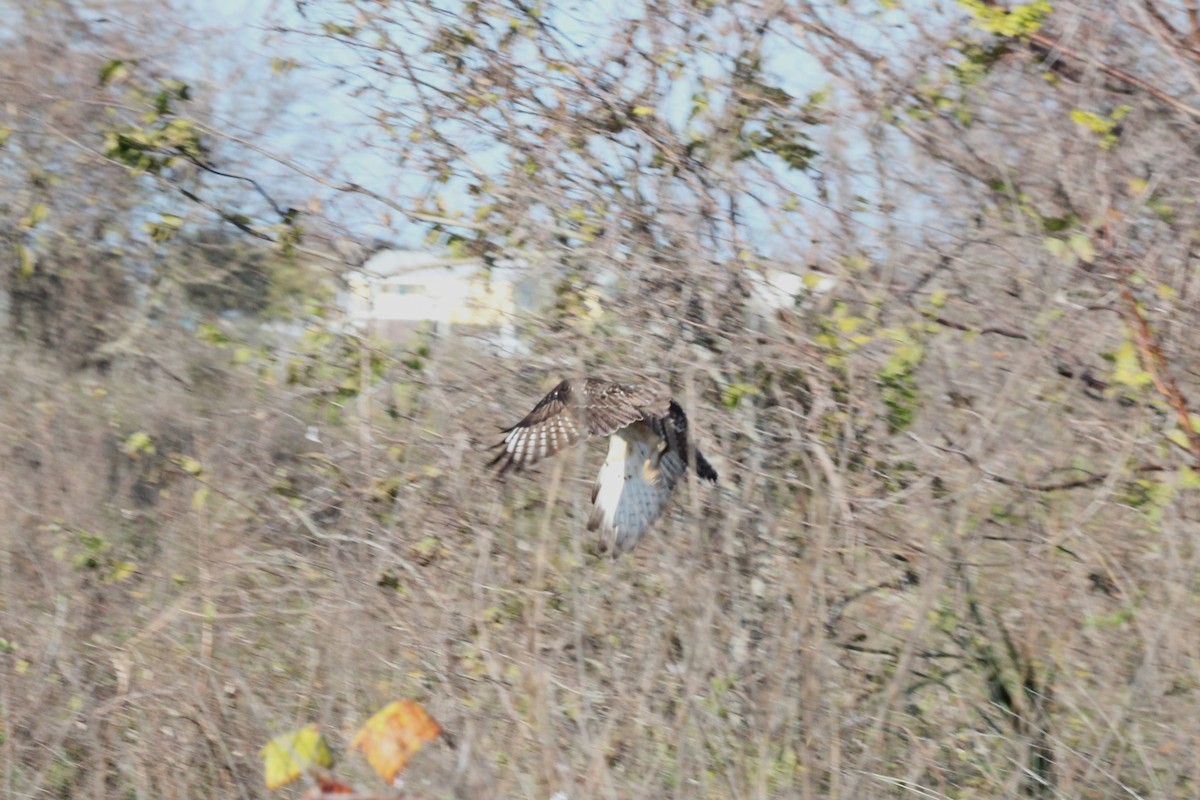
[[696, 452, 718, 483], [487, 446, 517, 476]]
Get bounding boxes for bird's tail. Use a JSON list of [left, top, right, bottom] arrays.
[[694, 450, 718, 483]]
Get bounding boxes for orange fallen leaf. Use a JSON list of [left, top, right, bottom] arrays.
[[350, 699, 443, 783]]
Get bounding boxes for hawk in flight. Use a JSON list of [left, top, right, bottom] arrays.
[[490, 378, 718, 553]]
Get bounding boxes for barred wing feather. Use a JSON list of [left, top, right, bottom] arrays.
[[488, 380, 585, 473]]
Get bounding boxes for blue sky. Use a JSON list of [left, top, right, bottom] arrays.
[[175, 0, 960, 261]]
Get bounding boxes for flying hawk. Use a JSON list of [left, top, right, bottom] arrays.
[[490, 378, 718, 553]]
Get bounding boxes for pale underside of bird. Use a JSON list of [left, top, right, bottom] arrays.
[[490, 377, 718, 554]]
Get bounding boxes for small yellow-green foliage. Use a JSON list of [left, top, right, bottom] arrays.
[[1165, 415, 1200, 453], [1069, 106, 1131, 149], [1045, 232, 1097, 265], [958, 0, 1053, 38], [721, 382, 760, 408], [1108, 340, 1152, 390], [878, 327, 925, 434], [124, 431, 156, 457], [261, 724, 333, 790]]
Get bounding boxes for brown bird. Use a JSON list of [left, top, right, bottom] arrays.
[[490, 378, 718, 553]]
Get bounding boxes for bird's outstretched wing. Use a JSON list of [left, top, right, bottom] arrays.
[[488, 379, 581, 473], [488, 378, 667, 473], [579, 378, 668, 437]]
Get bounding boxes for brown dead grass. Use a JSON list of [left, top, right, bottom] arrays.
[[1, 301, 1198, 800]]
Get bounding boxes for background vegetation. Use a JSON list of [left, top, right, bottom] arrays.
[[3, 1, 1200, 797]]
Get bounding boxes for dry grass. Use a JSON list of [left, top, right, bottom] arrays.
[[2, 293, 1198, 800], [6, 1, 1200, 796]]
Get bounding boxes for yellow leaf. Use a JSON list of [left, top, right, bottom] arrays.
[[178, 455, 204, 476], [106, 561, 137, 583], [1068, 233, 1095, 264], [17, 244, 35, 278], [1178, 466, 1200, 490], [191, 487, 209, 511], [124, 431, 156, 457], [261, 724, 333, 790], [631, 105, 655, 117], [351, 699, 443, 784], [1165, 429, 1190, 451], [836, 316, 863, 334], [1111, 341, 1152, 389]]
